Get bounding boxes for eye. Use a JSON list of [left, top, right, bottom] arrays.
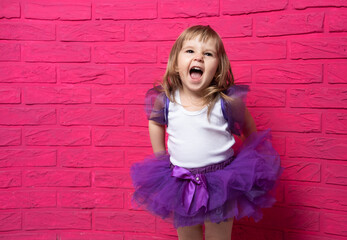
[[204, 52, 213, 57], [185, 49, 194, 53]]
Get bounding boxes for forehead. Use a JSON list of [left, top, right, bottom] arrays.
[[181, 36, 218, 50]]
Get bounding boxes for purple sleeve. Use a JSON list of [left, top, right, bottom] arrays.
[[144, 86, 168, 126], [223, 85, 250, 136]]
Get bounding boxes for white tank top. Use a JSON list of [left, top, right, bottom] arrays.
[[167, 90, 235, 168]]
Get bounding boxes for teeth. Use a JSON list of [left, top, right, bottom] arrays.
[[191, 67, 203, 71]]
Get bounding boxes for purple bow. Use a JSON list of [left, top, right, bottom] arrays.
[[172, 165, 209, 214]]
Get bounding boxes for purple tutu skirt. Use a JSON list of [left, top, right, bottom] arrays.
[[131, 130, 283, 228]]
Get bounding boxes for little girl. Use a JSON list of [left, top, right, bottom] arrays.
[[131, 25, 283, 240]]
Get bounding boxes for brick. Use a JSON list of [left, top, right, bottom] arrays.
[[281, 160, 320, 182], [289, 88, 346, 109], [292, 0, 347, 9], [329, 10, 347, 32], [59, 190, 123, 209], [0, 149, 56, 167], [322, 212, 347, 236], [325, 112, 347, 134], [60, 64, 124, 85], [222, 0, 288, 15], [0, 170, 21, 188], [225, 40, 286, 61], [0, 191, 56, 209], [95, 0, 157, 20], [124, 190, 139, 210], [231, 65, 252, 83], [0, 42, 20, 61], [199, 17, 253, 38], [0, 233, 56, 240], [94, 211, 155, 232], [24, 86, 90, 104], [0, 63, 56, 83], [232, 225, 283, 240], [160, 0, 219, 19], [287, 185, 347, 211], [0, 128, 21, 146], [128, 65, 166, 84], [288, 136, 347, 160], [254, 63, 322, 84], [247, 88, 286, 107], [60, 149, 124, 168], [291, 38, 347, 59], [271, 134, 286, 156], [94, 128, 150, 147], [93, 86, 147, 105], [24, 128, 91, 146], [126, 106, 147, 127], [23, 43, 90, 63], [256, 13, 324, 37], [94, 43, 156, 64], [0, 21, 55, 40], [275, 182, 285, 203], [0, 108, 56, 125], [125, 234, 177, 240], [326, 63, 347, 84], [60, 232, 123, 240], [253, 110, 321, 133], [125, 148, 152, 167], [23, 0, 91, 20], [286, 232, 337, 240], [0, 87, 20, 103], [0, 0, 20, 18], [23, 211, 91, 230], [60, 107, 123, 126], [59, 22, 124, 42], [129, 22, 187, 41], [158, 43, 172, 63], [94, 170, 132, 188], [325, 163, 347, 186], [259, 207, 319, 231], [24, 170, 90, 187], [0, 212, 21, 231]]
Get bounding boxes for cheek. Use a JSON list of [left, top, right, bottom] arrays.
[[208, 61, 219, 76], [175, 61, 183, 73], [213, 61, 220, 74], [177, 59, 189, 73], [175, 57, 183, 71]]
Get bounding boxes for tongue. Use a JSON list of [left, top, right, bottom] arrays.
[[190, 72, 202, 79]]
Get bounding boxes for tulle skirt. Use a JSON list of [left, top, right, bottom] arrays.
[[131, 130, 283, 228]]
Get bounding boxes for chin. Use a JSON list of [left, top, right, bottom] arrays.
[[187, 85, 207, 94]]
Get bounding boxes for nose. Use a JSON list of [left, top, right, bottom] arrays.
[[194, 53, 203, 62]]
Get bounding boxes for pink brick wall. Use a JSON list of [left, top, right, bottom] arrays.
[[0, 0, 346, 239]]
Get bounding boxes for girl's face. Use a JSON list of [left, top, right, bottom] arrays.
[[176, 36, 219, 97]]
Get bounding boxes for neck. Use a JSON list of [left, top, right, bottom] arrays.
[[179, 88, 206, 110]]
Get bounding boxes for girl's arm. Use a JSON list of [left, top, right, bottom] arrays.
[[148, 120, 166, 155], [241, 107, 257, 140]]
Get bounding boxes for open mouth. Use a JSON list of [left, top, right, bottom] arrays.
[[189, 67, 204, 79]]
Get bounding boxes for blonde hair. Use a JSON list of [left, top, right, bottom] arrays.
[[159, 25, 235, 116]]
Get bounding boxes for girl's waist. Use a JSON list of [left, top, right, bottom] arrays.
[[170, 156, 235, 174]]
